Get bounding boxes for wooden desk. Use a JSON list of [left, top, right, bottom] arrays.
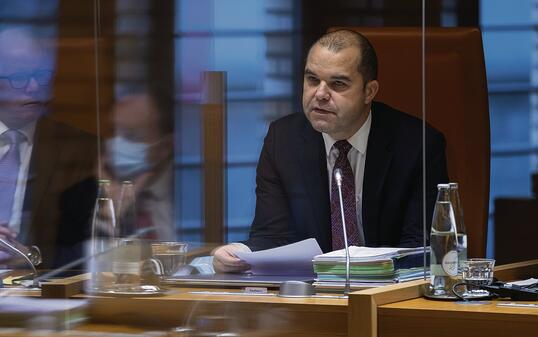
[[348, 259, 538, 337], [377, 298, 538, 337], [79, 287, 349, 337], [2, 260, 535, 337]]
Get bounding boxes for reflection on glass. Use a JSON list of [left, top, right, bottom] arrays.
[[449, 182, 467, 270], [103, 92, 175, 241], [89, 180, 116, 292]]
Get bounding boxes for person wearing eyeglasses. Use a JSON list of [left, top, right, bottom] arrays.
[[0, 26, 97, 269]]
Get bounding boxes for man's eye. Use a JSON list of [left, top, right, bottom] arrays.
[[306, 76, 319, 84], [331, 81, 348, 90]]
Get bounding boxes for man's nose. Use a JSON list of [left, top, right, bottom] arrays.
[[315, 82, 330, 100], [24, 77, 39, 94]]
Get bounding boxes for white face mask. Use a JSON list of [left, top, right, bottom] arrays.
[[106, 136, 152, 179]]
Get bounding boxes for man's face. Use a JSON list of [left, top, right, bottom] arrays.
[[111, 93, 171, 169], [302, 44, 377, 140], [0, 29, 55, 129]]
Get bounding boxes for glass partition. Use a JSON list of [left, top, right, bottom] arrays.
[[0, 0, 449, 334]]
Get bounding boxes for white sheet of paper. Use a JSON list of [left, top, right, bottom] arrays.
[[235, 238, 322, 276], [314, 246, 427, 262]]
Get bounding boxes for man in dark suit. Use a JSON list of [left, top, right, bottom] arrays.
[[0, 26, 97, 269], [213, 29, 448, 273]]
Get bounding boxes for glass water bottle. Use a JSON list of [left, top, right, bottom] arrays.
[[449, 182, 467, 272], [429, 184, 459, 298], [88, 179, 117, 292]]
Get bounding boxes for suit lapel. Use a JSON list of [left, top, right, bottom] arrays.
[[27, 118, 62, 244], [363, 105, 394, 246], [298, 118, 331, 250]]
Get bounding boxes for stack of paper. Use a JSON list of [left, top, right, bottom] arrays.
[[313, 246, 429, 289]]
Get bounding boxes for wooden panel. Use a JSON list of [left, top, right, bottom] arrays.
[[202, 72, 227, 244], [494, 259, 538, 282], [378, 298, 538, 337], [81, 289, 347, 336], [378, 260, 538, 337], [494, 198, 538, 265], [349, 279, 427, 337], [41, 273, 90, 299]]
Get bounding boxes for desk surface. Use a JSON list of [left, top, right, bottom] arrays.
[[378, 298, 538, 337], [1, 260, 536, 337]]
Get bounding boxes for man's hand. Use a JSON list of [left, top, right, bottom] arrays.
[[212, 244, 251, 273], [0, 225, 17, 242], [0, 224, 29, 264]]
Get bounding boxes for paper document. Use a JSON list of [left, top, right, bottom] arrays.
[[235, 238, 322, 276], [314, 246, 428, 262]]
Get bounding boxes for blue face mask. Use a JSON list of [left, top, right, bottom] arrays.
[[106, 136, 153, 179]]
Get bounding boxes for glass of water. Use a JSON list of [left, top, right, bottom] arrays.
[[151, 242, 188, 277], [461, 258, 495, 298]]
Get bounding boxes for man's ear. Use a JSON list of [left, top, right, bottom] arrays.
[[364, 80, 379, 105]]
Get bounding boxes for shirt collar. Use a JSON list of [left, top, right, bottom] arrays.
[[322, 110, 372, 156], [0, 119, 37, 145]]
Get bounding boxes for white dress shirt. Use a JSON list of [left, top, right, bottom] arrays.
[[322, 110, 372, 245], [0, 120, 36, 234]]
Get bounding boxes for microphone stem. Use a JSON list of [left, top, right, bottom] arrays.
[[0, 238, 38, 286], [336, 183, 351, 295]]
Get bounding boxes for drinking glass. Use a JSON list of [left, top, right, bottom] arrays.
[[461, 258, 495, 298], [151, 242, 188, 277]]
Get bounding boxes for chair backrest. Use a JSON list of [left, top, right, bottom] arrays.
[[328, 27, 490, 257]]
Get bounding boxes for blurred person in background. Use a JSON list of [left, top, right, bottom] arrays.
[[0, 25, 97, 269], [100, 88, 174, 241]]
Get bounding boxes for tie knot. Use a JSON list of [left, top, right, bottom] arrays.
[[2, 129, 24, 145], [334, 140, 352, 156]]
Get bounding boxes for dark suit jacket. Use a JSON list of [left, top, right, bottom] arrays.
[[18, 117, 97, 268], [243, 101, 449, 253]]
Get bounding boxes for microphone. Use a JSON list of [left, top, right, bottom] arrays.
[[0, 238, 42, 287], [334, 168, 351, 295]]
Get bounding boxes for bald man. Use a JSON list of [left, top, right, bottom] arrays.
[[213, 30, 448, 273]]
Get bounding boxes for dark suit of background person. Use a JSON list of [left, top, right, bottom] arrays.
[[244, 101, 448, 253], [25, 116, 97, 269]]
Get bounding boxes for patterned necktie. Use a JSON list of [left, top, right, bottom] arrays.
[[331, 140, 360, 250], [0, 129, 24, 224]]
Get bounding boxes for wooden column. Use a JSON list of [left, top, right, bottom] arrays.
[[202, 71, 227, 244]]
